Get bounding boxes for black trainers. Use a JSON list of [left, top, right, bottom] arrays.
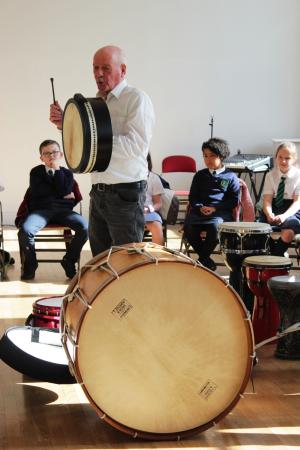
[[21, 271, 36, 281], [21, 262, 38, 281], [61, 257, 76, 279]]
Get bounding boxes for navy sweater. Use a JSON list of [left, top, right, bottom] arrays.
[[29, 165, 75, 211], [189, 168, 240, 218]]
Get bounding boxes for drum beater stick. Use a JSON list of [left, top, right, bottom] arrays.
[[50, 77, 56, 103]]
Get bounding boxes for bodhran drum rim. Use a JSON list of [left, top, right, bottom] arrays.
[[62, 93, 112, 173], [218, 222, 273, 235], [243, 255, 293, 270], [61, 243, 255, 440]]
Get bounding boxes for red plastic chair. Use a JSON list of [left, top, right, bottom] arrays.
[[162, 155, 196, 174], [161, 155, 197, 221]]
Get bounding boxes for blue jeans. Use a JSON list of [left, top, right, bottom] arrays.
[[89, 182, 146, 256], [18, 208, 88, 271]]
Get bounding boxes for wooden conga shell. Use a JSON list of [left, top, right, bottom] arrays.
[[243, 255, 292, 344]]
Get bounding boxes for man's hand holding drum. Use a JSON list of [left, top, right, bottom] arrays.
[[50, 101, 63, 130]]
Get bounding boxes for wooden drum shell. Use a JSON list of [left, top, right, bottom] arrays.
[[62, 94, 112, 173], [61, 243, 254, 440]]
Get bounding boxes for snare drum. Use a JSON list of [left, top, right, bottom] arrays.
[[62, 93, 112, 173], [243, 256, 292, 344], [26, 296, 63, 329], [61, 243, 254, 440]]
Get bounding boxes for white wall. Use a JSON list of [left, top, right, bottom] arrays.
[[1, 0, 300, 223]]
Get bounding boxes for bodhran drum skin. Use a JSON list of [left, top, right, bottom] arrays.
[[62, 93, 112, 173]]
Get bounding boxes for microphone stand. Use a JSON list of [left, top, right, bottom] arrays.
[[209, 115, 214, 138]]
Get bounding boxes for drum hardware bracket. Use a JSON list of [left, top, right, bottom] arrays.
[[98, 262, 120, 279], [61, 331, 78, 348], [100, 413, 106, 420], [74, 288, 92, 309], [63, 291, 78, 304], [245, 311, 252, 321], [255, 321, 300, 349], [61, 333, 77, 377], [128, 246, 159, 263]]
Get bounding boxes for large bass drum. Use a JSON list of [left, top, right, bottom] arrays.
[[62, 93, 112, 173], [61, 243, 254, 440]]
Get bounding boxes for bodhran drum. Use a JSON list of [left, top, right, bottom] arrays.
[[243, 256, 292, 344], [62, 93, 112, 173], [268, 275, 300, 360], [218, 222, 272, 272], [61, 243, 254, 440], [26, 296, 63, 329]]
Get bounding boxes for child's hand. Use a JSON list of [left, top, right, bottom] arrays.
[[273, 214, 285, 225], [200, 206, 216, 215], [266, 212, 276, 223]]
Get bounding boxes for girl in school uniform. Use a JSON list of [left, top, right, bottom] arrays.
[[262, 141, 300, 256], [144, 154, 165, 245]]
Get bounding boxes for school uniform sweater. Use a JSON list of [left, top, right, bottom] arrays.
[[29, 165, 75, 211], [187, 168, 240, 223]]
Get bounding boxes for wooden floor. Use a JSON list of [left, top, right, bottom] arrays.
[[0, 227, 300, 450]]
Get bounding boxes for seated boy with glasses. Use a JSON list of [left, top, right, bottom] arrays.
[[18, 139, 88, 280]]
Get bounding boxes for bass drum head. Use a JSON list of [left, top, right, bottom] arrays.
[[66, 249, 254, 439], [0, 326, 75, 384], [62, 93, 112, 173]]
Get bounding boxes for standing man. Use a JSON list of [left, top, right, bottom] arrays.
[[50, 45, 155, 256]]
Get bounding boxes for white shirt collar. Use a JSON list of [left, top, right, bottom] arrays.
[[209, 166, 225, 175], [108, 79, 127, 99], [275, 166, 297, 179], [45, 165, 55, 175], [97, 79, 128, 100]]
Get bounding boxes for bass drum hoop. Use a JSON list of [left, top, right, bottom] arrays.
[[62, 94, 112, 173], [61, 244, 254, 440]]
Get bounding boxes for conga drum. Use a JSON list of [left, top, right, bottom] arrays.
[[62, 93, 112, 173], [243, 256, 292, 344], [218, 222, 272, 313], [25, 296, 63, 329], [267, 275, 300, 360], [218, 222, 272, 272], [61, 243, 254, 440]]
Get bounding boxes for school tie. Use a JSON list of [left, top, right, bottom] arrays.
[[48, 169, 54, 177], [212, 171, 217, 176], [275, 176, 285, 208]]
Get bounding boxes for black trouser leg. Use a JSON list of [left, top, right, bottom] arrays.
[[273, 238, 290, 256], [184, 225, 205, 259], [201, 224, 218, 259]]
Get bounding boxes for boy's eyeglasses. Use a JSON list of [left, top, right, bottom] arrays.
[[42, 150, 60, 158]]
